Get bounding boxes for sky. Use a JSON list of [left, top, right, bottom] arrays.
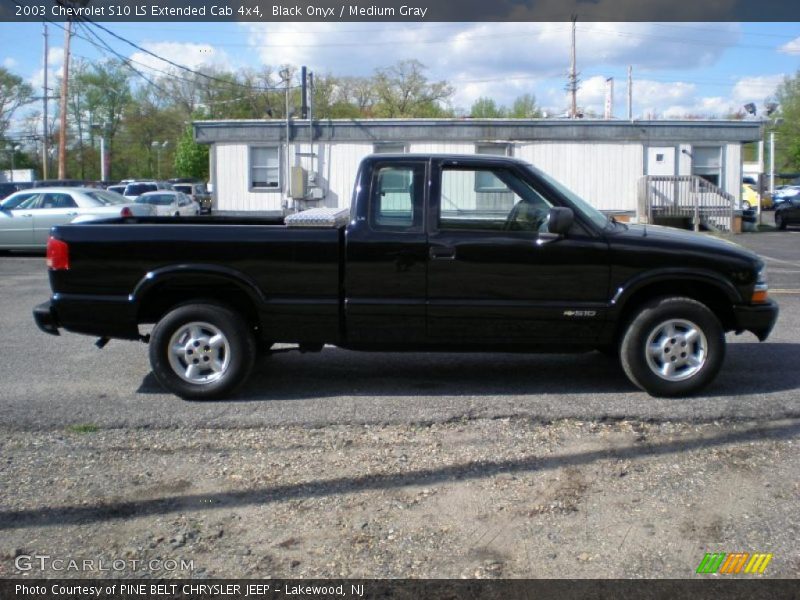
[[1, 20, 799, 134]]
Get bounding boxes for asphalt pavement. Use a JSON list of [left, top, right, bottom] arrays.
[[1, 228, 799, 431]]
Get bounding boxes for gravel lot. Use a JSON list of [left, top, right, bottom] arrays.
[[0, 229, 798, 578]]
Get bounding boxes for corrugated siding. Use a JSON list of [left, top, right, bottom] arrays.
[[215, 143, 284, 211], [516, 142, 643, 211]]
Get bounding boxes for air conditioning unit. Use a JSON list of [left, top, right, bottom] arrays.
[[290, 166, 308, 199]]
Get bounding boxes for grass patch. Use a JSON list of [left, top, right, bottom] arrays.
[[67, 423, 100, 434]]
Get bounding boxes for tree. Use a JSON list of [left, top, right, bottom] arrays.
[[509, 93, 542, 119], [470, 97, 506, 118], [774, 70, 800, 172], [173, 124, 208, 179], [372, 60, 454, 117], [0, 67, 33, 141]]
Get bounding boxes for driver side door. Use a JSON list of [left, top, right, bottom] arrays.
[[426, 159, 610, 344]]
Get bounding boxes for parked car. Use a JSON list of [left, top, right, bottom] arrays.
[[774, 198, 800, 230], [32, 179, 87, 188], [106, 184, 127, 195], [742, 183, 773, 210], [135, 191, 199, 216], [34, 154, 777, 401], [122, 181, 173, 201], [172, 182, 212, 214], [0, 182, 18, 200], [771, 185, 800, 209], [0, 187, 155, 250]]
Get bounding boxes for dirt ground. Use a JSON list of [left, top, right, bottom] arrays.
[[1, 417, 798, 579]]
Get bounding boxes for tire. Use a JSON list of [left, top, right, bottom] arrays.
[[149, 302, 256, 400], [775, 213, 786, 230], [620, 297, 725, 397]]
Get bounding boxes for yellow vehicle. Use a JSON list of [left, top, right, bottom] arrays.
[[742, 183, 773, 210]]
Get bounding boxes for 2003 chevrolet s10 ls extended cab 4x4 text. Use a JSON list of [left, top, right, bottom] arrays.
[[34, 154, 778, 399]]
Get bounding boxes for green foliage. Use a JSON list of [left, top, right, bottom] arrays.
[[0, 66, 33, 140], [470, 97, 506, 118], [509, 94, 542, 119], [174, 124, 209, 179], [774, 71, 800, 172]]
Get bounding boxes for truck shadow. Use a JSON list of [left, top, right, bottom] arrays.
[[1, 418, 797, 530], [136, 342, 800, 401]]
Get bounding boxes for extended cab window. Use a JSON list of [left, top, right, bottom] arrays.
[[369, 163, 425, 231], [439, 166, 551, 232]]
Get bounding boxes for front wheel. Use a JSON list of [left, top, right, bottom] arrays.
[[620, 297, 725, 397], [149, 303, 256, 399]]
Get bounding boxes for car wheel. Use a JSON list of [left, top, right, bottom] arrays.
[[620, 297, 725, 397], [149, 302, 256, 400], [775, 213, 786, 230]]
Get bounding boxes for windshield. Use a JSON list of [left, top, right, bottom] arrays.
[[124, 183, 157, 196], [524, 164, 610, 230], [136, 194, 175, 206]]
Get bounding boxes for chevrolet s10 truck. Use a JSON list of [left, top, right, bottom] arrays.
[[34, 154, 778, 399]]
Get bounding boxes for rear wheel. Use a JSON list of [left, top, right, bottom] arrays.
[[620, 297, 725, 397], [775, 212, 786, 230], [149, 303, 256, 399]]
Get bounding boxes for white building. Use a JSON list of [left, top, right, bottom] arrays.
[[194, 118, 762, 215]]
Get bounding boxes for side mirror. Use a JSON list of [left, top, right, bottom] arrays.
[[547, 207, 574, 235]]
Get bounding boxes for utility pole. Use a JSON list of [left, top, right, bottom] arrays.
[[604, 77, 614, 119], [57, 18, 72, 179], [568, 15, 579, 119], [42, 22, 49, 179], [627, 65, 633, 121], [769, 131, 775, 194]]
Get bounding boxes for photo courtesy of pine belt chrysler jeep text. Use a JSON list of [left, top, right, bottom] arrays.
[[33, 155, 779, 399]]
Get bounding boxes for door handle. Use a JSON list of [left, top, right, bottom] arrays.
[[429, 246, 456, 260], [66, 212, 77, 216]]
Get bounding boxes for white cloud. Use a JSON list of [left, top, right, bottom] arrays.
[[731, 74, 784, 105], [3, 57, 17, 69], [129, 41, 232, 74], [778, 36, 800, 55]]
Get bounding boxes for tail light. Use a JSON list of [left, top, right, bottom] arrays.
[[120, 206, 133, 217], [46, 236, 70, 271]]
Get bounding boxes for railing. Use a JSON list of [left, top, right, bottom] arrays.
[[637, 175, 736, 233]]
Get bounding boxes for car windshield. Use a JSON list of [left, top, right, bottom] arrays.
[[524, 164, 610, 230], [136, 194, 176, 206], [124, 183, 157, 196], [86, 190, 127, 205]]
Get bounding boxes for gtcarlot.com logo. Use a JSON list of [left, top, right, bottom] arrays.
[[14, 554, 194, 573], [696, 552, 773, 575]]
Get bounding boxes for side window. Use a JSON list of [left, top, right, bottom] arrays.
[[41, 193, 76, 209], [439, 167, 552, 232], [369, 163, 425, 232]]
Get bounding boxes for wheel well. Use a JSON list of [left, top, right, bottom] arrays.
[[615, 280, 736, 338], [137, 280, 261, 328]]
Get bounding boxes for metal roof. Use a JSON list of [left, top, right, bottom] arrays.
[[194, 118, 763, 145]]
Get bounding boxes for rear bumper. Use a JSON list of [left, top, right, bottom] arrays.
[[33, 294, 140, 340], [33, 301, 60, 336], [732, 299, 779, 341]]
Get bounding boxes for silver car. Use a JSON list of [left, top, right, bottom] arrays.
[[135, 191, 200, 216], [0, 187, 155, 250]]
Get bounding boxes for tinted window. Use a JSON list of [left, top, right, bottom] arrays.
[[173, 185, 192, 194], [124, 183, 157, 196], [369, 164, 425, 231], [1, 192, 39, 210], [41, 193, 78, 209]]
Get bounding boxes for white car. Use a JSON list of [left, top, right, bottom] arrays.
[[0, 187, 155, 250], [135, 191, 200, 216]]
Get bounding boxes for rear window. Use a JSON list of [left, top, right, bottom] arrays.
[[173, 185, 192, 194], [124, 183, 157, 196], [86, 190, 127, 205], [136, 194, 176, 206]]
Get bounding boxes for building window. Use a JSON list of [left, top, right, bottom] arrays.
[[250, 146, 280, 190], [373, 142, 407, 154], [475, 143, 513, 192], [691, 146, 722, 187]]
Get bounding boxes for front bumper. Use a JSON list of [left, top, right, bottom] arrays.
[[732, 299, 779, 341], [33, 301, 60, 336]]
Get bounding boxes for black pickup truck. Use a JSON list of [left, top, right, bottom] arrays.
[[34, 154, 778, 399]]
